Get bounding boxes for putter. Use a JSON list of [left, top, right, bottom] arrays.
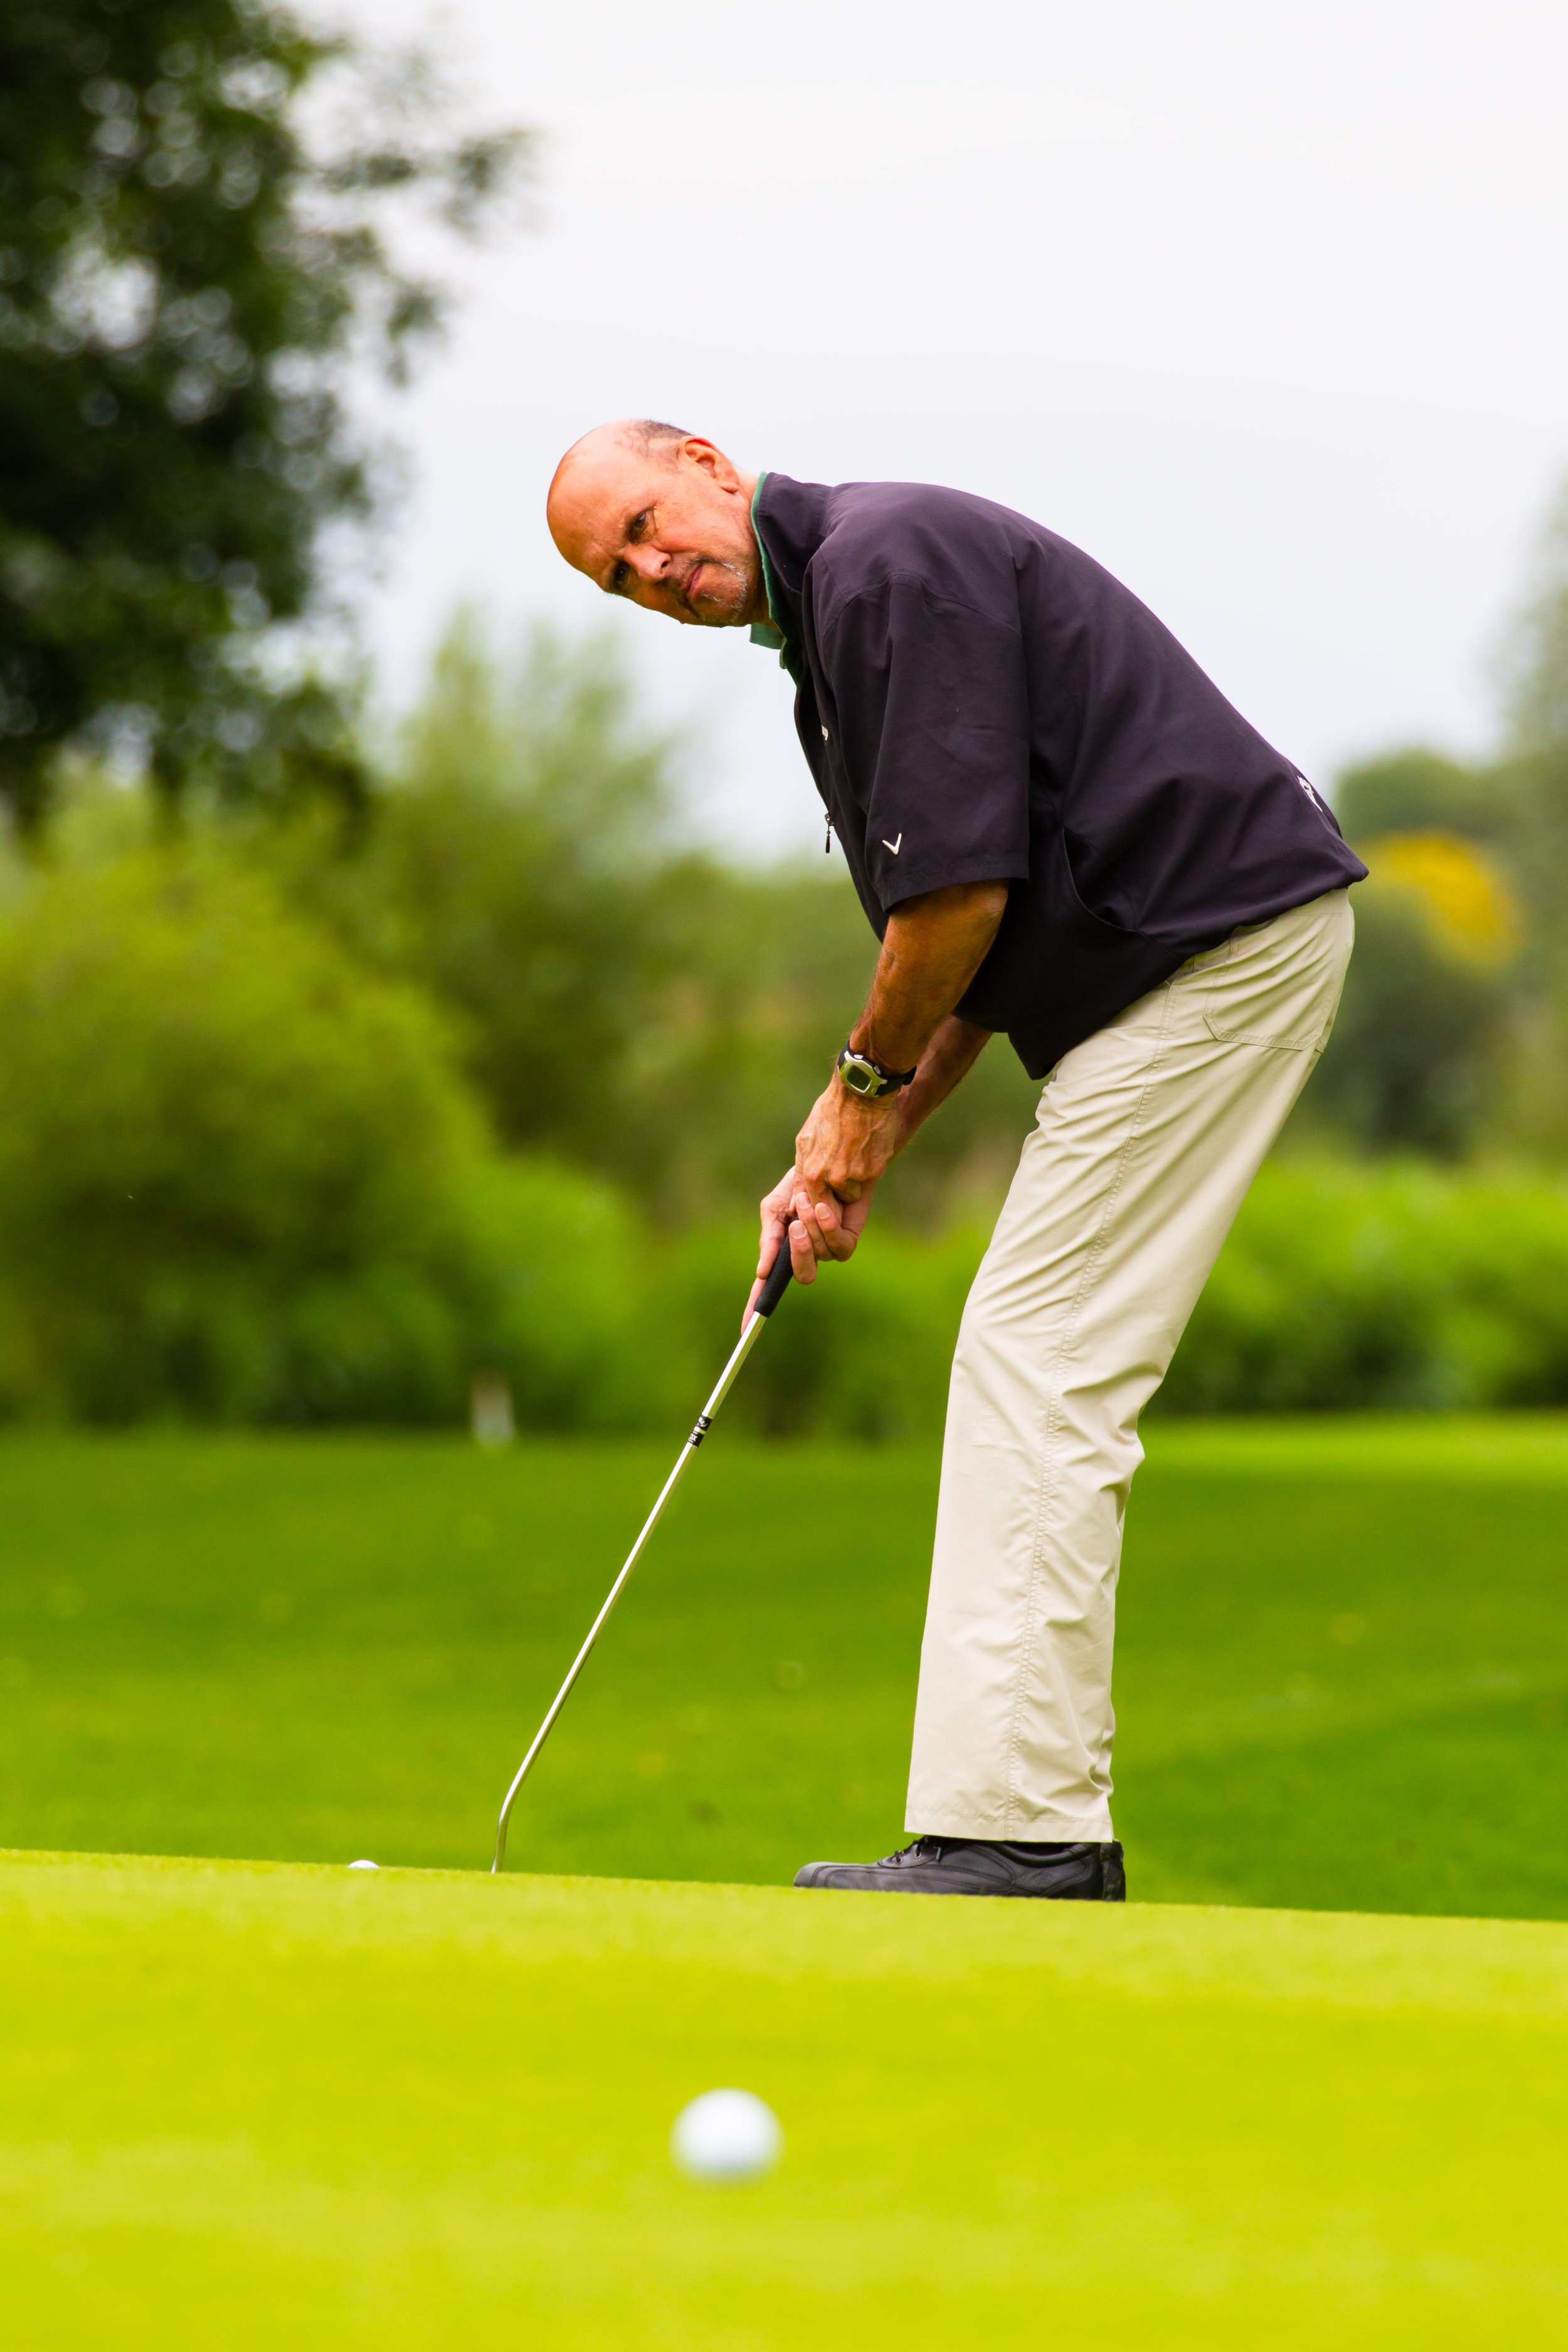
[[490, 1225, 798, 1873]]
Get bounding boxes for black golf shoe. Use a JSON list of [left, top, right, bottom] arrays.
[[794, 1835, 1125, 1900]]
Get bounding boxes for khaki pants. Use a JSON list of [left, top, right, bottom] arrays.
[[906, 889, 1354, 1841]]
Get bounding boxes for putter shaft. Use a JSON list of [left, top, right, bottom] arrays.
[[490, 1241, 792, 1873]]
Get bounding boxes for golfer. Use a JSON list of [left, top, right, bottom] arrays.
[[548, 425, 1364, 1902]]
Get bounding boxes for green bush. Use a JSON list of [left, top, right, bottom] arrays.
[[1162, 1160, 1568, 1413], [11, 834, 1568, 1435], [0, 848, 492, 1423], [647, 1162, 1568, 1438], [460, 1155, 670, 1434], [652, 1219, 980, 1443], [0, 840, 730, 1431]]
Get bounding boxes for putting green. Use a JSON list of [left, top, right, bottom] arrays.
[[3, 1851, 1565, 2346]]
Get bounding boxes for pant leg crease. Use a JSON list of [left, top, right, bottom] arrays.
[[999, 982, 1180, 1830]]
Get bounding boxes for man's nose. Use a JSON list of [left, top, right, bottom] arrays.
[[629, 544, 671, 584]]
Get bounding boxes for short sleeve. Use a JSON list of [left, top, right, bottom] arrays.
[[815, 575, 1032, 908]]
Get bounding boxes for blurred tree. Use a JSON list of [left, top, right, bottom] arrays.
[[0, 1, 526, 831], [1476, 488, 1568, 1150], [578, 846, 1039, 1222], [295, 619, 1041, 1222], [1310, 843, 1517, 1158], [1318, 742, 1524, 1158], [0, 845, 494, 1420], [1335, 746, 1514, 846], [1360, 832, 1522, 967], [316, 617, 699, 1180], [314, 618, 877, 1209], [1493, 487, 1568, 996]]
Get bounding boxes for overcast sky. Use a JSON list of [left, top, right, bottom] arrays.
[[337, 0, 1568, 856]]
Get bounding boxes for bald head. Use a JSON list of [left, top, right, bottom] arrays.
[[546, 422, 767, 630]]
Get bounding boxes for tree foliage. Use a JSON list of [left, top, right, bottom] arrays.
[[294, 620, 1041, 1220], [1316, 490, 1568, 1160], [1335, 747, 1512, 847], [0, 0, 526, 829], [0, 846, 493, 1419], [1310, 876, 1510, 1157]]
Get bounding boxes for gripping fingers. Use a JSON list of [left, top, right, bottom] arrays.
[[792, 1187, 855, 1270], [755, 1217, 787, 1283], [755, 1172, 799, 1278], [788, 1207, 819, 1281], [785, 1193, 824, 1276], [748, 1186, 795, 1325]]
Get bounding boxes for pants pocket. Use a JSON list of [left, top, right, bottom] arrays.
[[1197, 894, 1352, 1052]]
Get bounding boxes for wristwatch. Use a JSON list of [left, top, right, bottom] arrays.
[[836, 1041, 918, 1099]]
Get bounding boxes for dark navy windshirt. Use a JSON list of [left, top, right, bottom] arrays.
[[753, 472, 1365, 1079]]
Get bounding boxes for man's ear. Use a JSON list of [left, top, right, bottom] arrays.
[[681, 438, 739, 492]]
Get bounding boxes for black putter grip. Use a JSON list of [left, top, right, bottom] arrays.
[[754, 1222, 797, 1318]]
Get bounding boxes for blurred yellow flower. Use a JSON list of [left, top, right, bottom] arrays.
[[1360, 830, 1522, 968]]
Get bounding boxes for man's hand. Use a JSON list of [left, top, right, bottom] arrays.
[[795, 1072, 904, 1205], [747, 1079, 898, 1308], [748, 1158, 880, 1316]]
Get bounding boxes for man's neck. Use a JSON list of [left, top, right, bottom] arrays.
[[738, 468, 776, 630]]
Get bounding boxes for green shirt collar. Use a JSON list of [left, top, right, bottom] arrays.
[[748, 472, 787, 654]]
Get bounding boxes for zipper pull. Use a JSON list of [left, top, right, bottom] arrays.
[[824, 812, 833, 856]]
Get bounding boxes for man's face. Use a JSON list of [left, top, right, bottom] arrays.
[[546, 433, 763, 628]]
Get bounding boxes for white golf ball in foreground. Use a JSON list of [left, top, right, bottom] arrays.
[[670, 2089, 783, 2182]]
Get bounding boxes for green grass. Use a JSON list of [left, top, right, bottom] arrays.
[[2, 1420, 1567, 1913], [6, 1425, 1568, 2340], [4, 1851, 1568, 2348]]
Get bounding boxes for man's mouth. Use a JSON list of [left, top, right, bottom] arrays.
[[683, 560, 706, 605]]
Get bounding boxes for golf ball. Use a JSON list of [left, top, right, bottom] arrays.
[[670, 2088, 782, 2182], [347, 1858, 378, 1870]]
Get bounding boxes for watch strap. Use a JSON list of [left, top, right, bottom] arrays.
[[837, 1041, 918, 1098]]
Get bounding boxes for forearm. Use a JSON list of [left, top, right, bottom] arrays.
[[758, 886, 1006, 1294], [787, 883, 1006, 1215], [850, 882, 1009, 1074]]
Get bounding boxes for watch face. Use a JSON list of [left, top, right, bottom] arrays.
[[839, 1055, 881, 1097]]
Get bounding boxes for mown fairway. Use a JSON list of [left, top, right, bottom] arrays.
[[1, 1419, 1567, 1913], [3, 1851, 1567, 2349]]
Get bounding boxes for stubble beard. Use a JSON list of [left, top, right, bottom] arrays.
[[682, 551, 754, 627]]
